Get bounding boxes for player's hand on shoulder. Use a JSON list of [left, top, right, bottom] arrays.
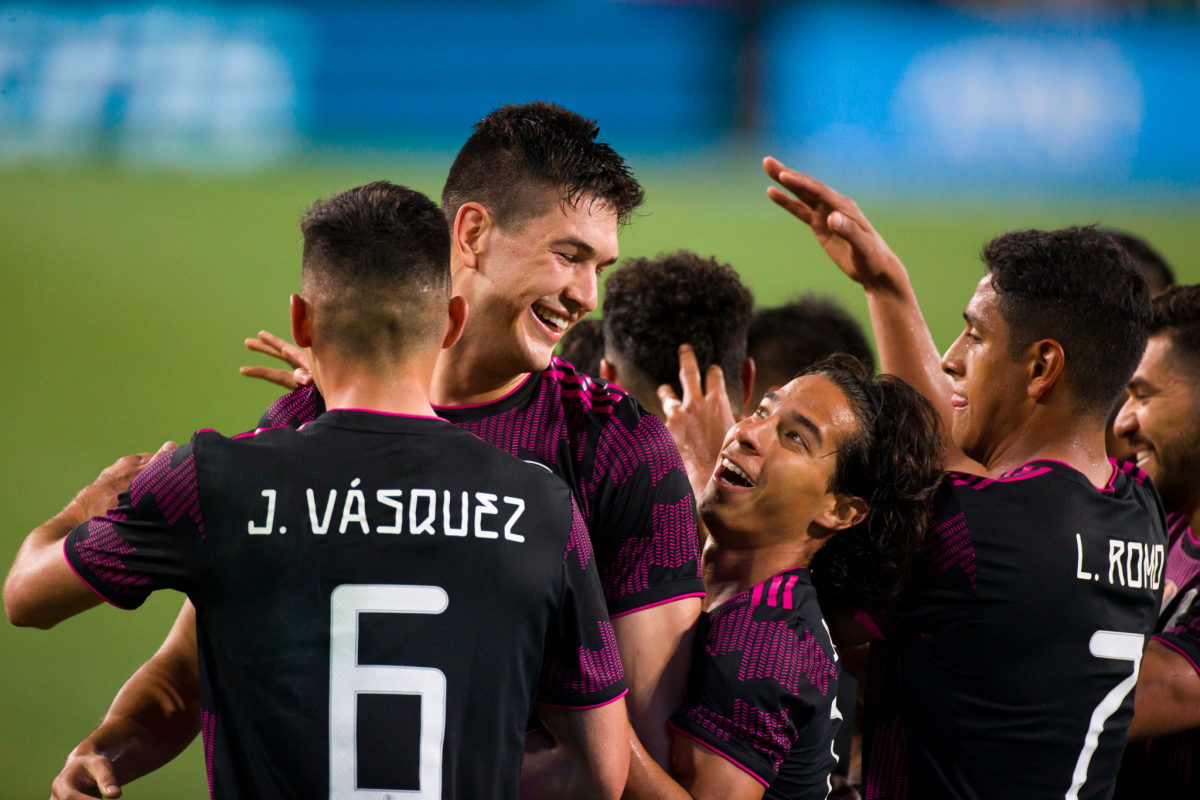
[[51, 745, 122, 799], [657, 344, 736, 498], [763, 156, 904, 292], [71, 442, 177, 520], [239, 329, 313, 390]]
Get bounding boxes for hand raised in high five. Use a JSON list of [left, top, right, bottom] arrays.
[[763, 156, 904, 291], [239, 330, 313, 390], [657, 345, 737, 499]]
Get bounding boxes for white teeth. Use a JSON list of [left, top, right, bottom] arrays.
[[721, 458, 752, 485], [533, 304, 569, 331]]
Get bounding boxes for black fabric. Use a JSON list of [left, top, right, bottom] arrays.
[[860, 461, 1167, 800], [65, 411, 624, 800]]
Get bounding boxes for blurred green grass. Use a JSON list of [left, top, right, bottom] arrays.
[[1, 156, 1198, 797]]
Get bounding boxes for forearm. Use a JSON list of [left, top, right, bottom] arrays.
[[5, 503, 96, 627], [521, 728, 608, 800], [622, 731, 692, 800], [1129, 641, 1200, 741]]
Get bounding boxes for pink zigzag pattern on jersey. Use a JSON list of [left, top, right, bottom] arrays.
[[200, 708, 216, 800], [588, 413, 683, 498], [75, 512, 152, 593], [540, 620, 624, 695], [265, 384, 320, 427], [454, 378, 566, 467], [680, 698, 793, 772], [925, 512, 976, 588], [864, 715, 909, 800], [564, 503, 593, 570], [602, 496, 699, 601], [706, 601, 838, 696], [131, 452, 204, 534]]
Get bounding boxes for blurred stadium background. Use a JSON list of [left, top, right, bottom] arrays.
[[2, 0, 1199, 795]]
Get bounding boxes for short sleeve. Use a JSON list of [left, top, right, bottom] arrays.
[[860, 478, 977, 639], [536, 499, 628, 708], [670, 598, 840, 789], [588, 410, 705, 616], [1154, 602, 1200, 675], [64, 440, 206, 609], [258, 385, 324, 430]]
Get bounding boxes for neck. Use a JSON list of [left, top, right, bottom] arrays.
[[700, 532, 822, 611], [981, 406, 1112, 488], [316, 353, 438, 419], [1178, 494, 1200, 534], [429, 337, 531, 407]]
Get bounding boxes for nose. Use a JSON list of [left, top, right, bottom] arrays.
[[563, 265, 599, 317], [941, 335, 966, 378], [732, 412, 765, 456], [1112, 395, 1137, 439]]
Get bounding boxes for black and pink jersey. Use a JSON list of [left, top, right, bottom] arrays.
[[63, 411, 625, 800], [670, 568, 841, 798], [260, 356, 705, 617], [859, 460, 1166, 800], [1114, 511, 1200, 796]]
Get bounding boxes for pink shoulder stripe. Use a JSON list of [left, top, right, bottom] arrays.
[[232, 425, 289, 440], [609, 592, 706, 620], [667, 722, 771, 788], [537, 688, 629, 711], [431, 372, 535, 410]]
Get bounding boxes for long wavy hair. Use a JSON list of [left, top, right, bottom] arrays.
[[803, 354, 947, 614]]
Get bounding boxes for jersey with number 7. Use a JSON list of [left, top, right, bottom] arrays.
[[859, 459, 1166, 800], [62, 410, 627, 800]]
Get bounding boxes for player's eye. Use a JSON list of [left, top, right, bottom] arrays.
[[754, 405, 768, 419]]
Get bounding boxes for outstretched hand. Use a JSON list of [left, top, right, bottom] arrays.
[[763, 156, 903, 290], [657, 345, 737, 499], [51, 747, 122, 800], [71, 441, 178, 522], [239, 330, 313, 390]]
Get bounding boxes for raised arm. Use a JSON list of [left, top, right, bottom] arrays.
[[4, 444, 174, 629], [52, 601, 201, 800], [763, 157, 971, 469]]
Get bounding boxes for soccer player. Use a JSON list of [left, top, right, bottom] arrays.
[[624, 355, 945, 800], [764, 158, 1166, 800], [747, 296, 874, 412], [596, 251, 756, 495], [51, 101, 703, 793], [1111, 285, 1200, 795], [5, 182, 630, 799]]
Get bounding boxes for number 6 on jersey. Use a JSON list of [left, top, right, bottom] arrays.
[[330, 585, 449, 798]]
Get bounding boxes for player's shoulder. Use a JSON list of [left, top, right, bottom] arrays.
[[705, 568, 838, 694], [259, 384, 323, 429], [543, 355, 639, 423]]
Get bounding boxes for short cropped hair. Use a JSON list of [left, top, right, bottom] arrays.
[[983, 225, 1151, 414], [749, 296, 874, 386], [301, 181, 451, 367], [602, 251, 754, 400], [557, 318, 605, 378], [1150, 284, 1200, 377], [441, 102, 644, 231], [1104, 230, 1175, 295]]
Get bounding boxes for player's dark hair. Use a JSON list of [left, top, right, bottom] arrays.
[[983, 226, 1151, 415], [301, 181, 451, 367], [805, 354, 946, 612], [749, 296, 874, 384], [602, 251, 755, 404], [557, 318, 605, 378], [441, 101, 644, 231], [1103, 229, 1175, 295], [1149, 284, 1200, 378]]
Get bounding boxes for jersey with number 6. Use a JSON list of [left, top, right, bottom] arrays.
[[63, 410, 626, 800], [860, 460, 1166, 800]]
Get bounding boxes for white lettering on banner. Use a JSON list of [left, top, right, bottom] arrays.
[[444, 491, 468, 537], [339, 479, 369, 534], [248, 489, 276, 534], [376, 490, 403, 534], [474, 493, 499, 539], [308, 489, 337, 535], [1109, 540, 1126, 586], [410, 490, 436, 535], [1076, 536, 1163, 590], [1075, 533, 1092, 580], [502, 497, 526, 543]]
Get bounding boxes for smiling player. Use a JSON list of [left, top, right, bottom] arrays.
[[765, 159, 1166, 800], [50, 102, 703, 795], [5, 182, 629, 800]]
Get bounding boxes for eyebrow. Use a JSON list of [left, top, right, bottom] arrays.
[[962, 310, 980, 328]]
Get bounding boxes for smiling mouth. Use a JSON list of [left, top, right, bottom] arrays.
[[1135, 448, 1154, 467], [950, 393, 968, 409], [716, 457, 754, 488], [531, 302, 569, 335]]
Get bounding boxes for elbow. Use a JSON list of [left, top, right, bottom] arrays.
[[589, 748, 630, 800], [3, 580, 56, 630]]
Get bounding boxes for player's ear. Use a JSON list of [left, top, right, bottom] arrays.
[[453, 202, 491, 271], [1027, 339, 1066, 401], [290, 294, 313, 349], [442, 295, 469, 350], [599, 357, 618, 384], [813, 493, 867, 533], [741, 357, 756, 413]]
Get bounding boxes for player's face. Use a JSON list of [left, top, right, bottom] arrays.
[[1114, 335, 1200, 510], [940, 276, 1031, 464], [698, 375, 860, 544], [470, 198, 619, 375]]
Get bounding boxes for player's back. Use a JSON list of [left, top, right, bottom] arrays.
[[862, 460, 1166, 800], [184, 410, 623, 799]]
